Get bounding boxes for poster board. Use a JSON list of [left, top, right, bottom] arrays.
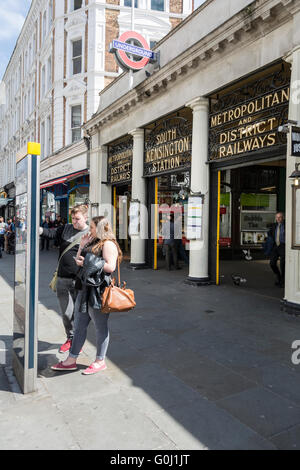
[[13, 143, 40, 394], [187, 196, 203, 240]]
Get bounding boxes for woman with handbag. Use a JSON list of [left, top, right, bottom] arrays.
[[51, 216, 122, 375]]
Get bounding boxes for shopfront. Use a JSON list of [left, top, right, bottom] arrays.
[[39, 139, 90, 223], [208, 61, 290, 282], [40, 170, 89, 223], [143, 110, 192, 268]]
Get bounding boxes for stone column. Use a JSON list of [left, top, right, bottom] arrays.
[[129, 128, 147, 268], [283, 45, 300, 313], [186, 97, 210, 285], [89, 133, 112, 222]]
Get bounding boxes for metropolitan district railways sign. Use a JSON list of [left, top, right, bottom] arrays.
[[107, 141, 133, 184], [209, 86, 289, 160]]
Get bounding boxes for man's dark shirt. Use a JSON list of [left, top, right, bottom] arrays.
[[42, 224, 89, 278]]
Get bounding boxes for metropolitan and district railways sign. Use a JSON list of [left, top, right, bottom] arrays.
[[144, 118, 192, 177], [209, 86, 289, 160], [107, 140, 133, 184]]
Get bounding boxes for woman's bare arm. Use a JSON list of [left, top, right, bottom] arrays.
[[102, 241, 118, 273]]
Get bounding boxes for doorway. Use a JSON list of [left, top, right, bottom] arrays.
[[211, 160, 286, 298]]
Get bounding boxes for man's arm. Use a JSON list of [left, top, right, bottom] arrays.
[[41, 223, 64, 242]]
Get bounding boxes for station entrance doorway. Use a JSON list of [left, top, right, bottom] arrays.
[[210, 159, 286, 299]]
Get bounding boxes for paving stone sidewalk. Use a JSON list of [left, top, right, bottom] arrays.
[[1, 250, 300, 450]]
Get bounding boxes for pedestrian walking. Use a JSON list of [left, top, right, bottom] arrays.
[[268, 212, 285, 287], [162, 212, 180, 270], [41, 216, 52, 251], [40, 204, 89, 353], [53, 215, 64, 248], [5, 218, 15, 254], [51, 216, 121, 375], [0, 216, 6, 258]]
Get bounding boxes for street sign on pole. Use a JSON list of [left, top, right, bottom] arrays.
[[13, 142, 41, 394], [291, 126, 300, 157]]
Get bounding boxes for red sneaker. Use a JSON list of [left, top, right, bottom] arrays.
[[59, 339, 72, 353], [51, 361, 77, 371], [82, 361, 107, 375]]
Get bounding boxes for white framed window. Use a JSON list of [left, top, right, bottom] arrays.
[[71, 105, 81, 143], [32, 82, 35, 110], [41, 65, 46, 97], [41, 121, 45, 158], [28, 88, 31, 115], [47, 56, 52, 91], [24, 51, 28, 75], [46, 115, 52, 156], [42, 11, 47, 43], [24, 94, 27, 120], [149, 40, 157, 49], [33, 34, 36, 57], [71, 0, 83, 11], [72, 39, 82, 75], [29, 43, 32, 66], [124, 0, 138, 7], [48, 0, 53, 29], [151, 0, 164, 10]]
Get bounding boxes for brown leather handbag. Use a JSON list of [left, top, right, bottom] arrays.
[[101, 258, 136, 314]]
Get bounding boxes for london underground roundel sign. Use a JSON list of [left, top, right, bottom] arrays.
[[109, 31, 155, 72]]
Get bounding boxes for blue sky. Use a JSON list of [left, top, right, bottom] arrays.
[[0, 0, 32, 80]]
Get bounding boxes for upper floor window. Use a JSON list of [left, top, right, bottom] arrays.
[[41, 121, 45, 158], [41, 65, 46, 97], [47, 56, 52, 91], [42, 11, 47, 43], [48, 0, 53, 29], [71, 105, 81, 143], [124, 0, 138, 7], [73, 0, 83, 10], [151, 0, 164, 11], [72, 39, 82, 75]]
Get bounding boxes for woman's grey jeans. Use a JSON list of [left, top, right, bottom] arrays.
[[69, 291, 110, 361]]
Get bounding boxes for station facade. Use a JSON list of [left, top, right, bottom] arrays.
[[84, 0, 300, 313]]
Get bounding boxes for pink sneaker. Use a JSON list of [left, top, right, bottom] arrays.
[[82, 361, 107, 375], [51, 361, 77, 371], [59, 339, 72, 353]]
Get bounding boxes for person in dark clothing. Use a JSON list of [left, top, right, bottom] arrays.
[[53, 215, 64, 247], [268, 212, 285, 287], [0, 216, 6, 257], [41, 217, 52, 250], [40, 205, 89, 352], [162, 212, 180, 270]]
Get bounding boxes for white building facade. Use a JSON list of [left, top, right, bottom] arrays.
[[0, 0, 193, 219]]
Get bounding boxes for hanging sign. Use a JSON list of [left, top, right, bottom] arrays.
[[109, 31, 159, 72], [291, 126, 300, 157]]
